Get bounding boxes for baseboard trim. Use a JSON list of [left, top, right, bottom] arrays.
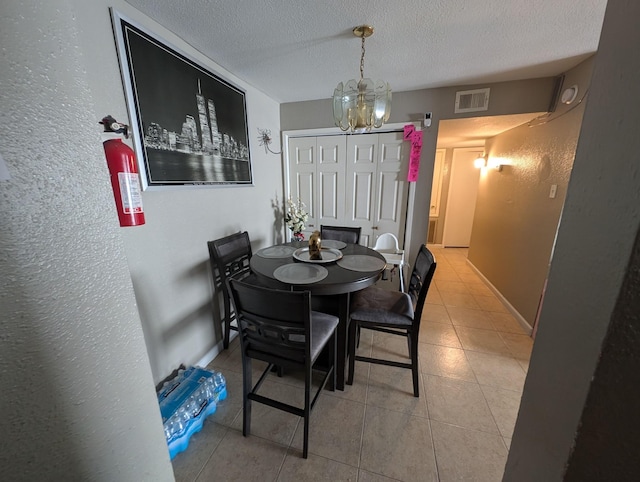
[[466, 259, 533, 336], [196, 331, 239, 367]]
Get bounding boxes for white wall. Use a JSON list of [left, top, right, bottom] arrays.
[[0, 0, 281, 479]]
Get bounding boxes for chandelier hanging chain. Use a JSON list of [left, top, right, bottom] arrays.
[[360, 35, 366, 82]]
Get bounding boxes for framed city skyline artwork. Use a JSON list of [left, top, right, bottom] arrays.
[[111, 9, 253, 190]]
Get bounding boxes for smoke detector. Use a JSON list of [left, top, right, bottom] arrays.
[[561, 85, 579, 105]]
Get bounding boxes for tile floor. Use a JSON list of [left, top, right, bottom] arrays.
[[171, 247, 533, 482]]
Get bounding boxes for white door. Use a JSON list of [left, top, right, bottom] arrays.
[[287, 137, 317, 238], [442, 147, 483, 247], [373, 132, 409, 246], [345, 132, 409, 247], [317, 135, 345, 229], [345, 134, 378, 246]]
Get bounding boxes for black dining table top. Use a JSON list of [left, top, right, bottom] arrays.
[[250, 241, 385, 296]]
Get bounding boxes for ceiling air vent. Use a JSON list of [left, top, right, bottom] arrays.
[[454, 88, 490, 113]]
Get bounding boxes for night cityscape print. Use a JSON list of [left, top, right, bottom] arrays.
[[120, 19, 252, 186]]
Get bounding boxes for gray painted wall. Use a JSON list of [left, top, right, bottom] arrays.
[[468, 58, 594, 325], [503, 1, 640, 479], [1, 0, 281, 479]]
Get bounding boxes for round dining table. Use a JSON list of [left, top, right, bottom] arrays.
[[250, 240, 386, 390]]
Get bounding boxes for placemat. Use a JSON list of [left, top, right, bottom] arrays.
[[256, 245, 297, 258], [320, 239, 347, 249], [273, 263, 329, 284], [337, 255, 386, 272]]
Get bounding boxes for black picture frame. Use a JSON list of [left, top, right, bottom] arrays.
[[111, 10, 253, 190]]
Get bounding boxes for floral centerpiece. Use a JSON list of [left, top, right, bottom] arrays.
[[284, 197, 308, 241]]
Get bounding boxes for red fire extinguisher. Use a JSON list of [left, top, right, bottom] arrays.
[[99, 115, 145, 227]]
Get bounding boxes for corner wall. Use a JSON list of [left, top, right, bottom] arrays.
[[503, 0, 640, 478]]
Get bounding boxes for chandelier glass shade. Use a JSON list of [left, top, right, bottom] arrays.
[[333, 26, 391, 132]]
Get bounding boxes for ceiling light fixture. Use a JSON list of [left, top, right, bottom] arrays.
[[333, 25, 391, 132]]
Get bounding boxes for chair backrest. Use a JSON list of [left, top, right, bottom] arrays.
[[208, 231, 253, 287], [227, 278, 312, 365], [373, 233, 400, 253], [407, 245, 437, 326], [320, 225, 362, 244]]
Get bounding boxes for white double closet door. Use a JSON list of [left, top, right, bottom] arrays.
[[286, 132, 409, 247]]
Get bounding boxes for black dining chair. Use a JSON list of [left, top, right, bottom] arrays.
[[227, 278, 338, 458], [208, 231, 256, 349], [320, 225, 362, 244], [346, 245, 436, 397]]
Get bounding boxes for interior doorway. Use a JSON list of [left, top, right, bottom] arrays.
[[428, 114, 542, 247], [441, 147, 483, 247]]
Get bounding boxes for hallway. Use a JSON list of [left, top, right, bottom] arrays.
[[170, 247, 532, 481]]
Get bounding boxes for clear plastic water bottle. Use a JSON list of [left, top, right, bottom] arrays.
[[213, 372, 225, 399]]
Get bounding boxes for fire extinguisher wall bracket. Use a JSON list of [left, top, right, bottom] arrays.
[[102, 135, 145, 227]]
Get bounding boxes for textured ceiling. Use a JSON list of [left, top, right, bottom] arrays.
[[125, 0, 607, 104]]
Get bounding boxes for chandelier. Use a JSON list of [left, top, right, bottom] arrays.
[[333, 25, 392, 132]]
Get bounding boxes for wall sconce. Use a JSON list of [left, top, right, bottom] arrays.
[[474, 154, 503, 172], [474, 155, 488, 169]]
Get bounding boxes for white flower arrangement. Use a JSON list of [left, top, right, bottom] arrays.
[[284, 197, 308, 240]]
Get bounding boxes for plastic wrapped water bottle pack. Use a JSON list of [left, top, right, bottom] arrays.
[[157, 366, 227, 459]]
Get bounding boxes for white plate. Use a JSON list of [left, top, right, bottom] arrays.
[[256, 245, 297, 258], [320, 239, 347, 249], [337, 255, 386, 272], [293, 247, 343, 264], [273, 263, 328, 284]]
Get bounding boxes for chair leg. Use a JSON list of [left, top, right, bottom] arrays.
[[329, 332, 337, 391], [411, 334, 419, 397], [242, 357, 252, 435], [347, 319, 358, 385], [303, 366, 312, 458], [223, 297, 231, 349]]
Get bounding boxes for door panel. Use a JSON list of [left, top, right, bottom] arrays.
[[351, 171, 374, 221], [317, 136, 345, 228], [319, 171, 339, 221], [376, 171, 400, 222], [288, 137, 317, 235]]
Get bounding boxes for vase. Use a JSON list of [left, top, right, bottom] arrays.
[[293, 232, 304, 241]]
